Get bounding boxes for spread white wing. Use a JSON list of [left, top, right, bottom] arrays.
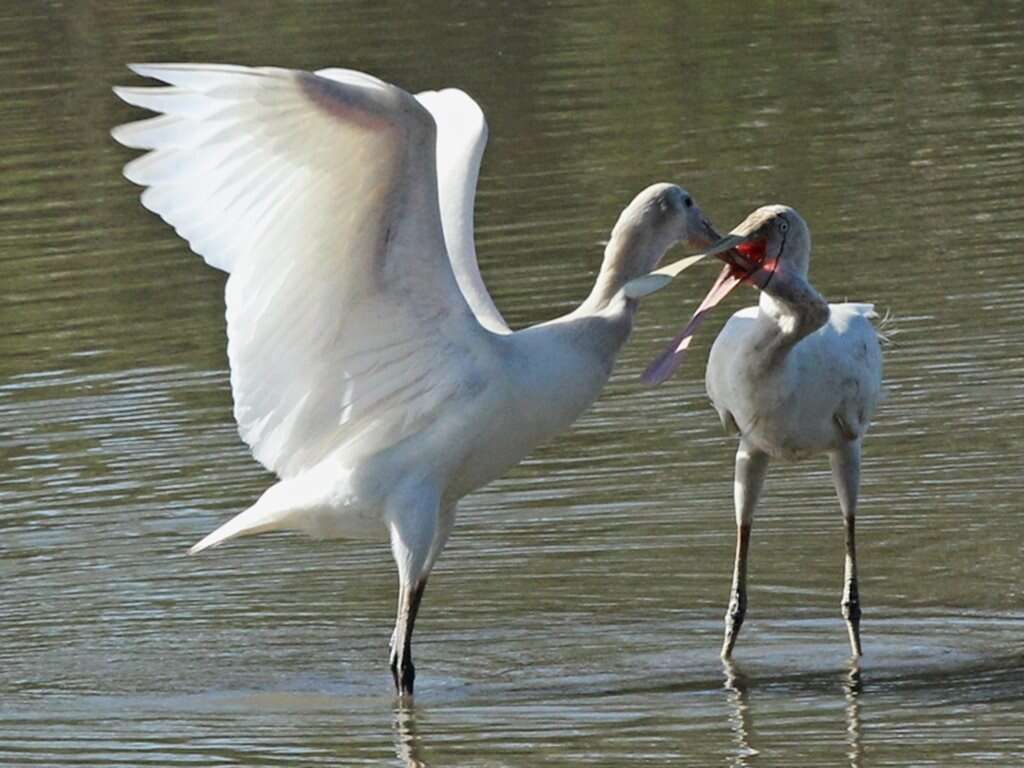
[[413, 88, 509, 334], [112, 63, 499, 478]]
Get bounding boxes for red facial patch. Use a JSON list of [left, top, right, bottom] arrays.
[[732, 238, 773, 289], [736, 239, 767, 264]]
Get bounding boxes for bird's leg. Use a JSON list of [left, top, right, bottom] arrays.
[[722, 444, 769, 659], [830, 441, 863, 657], [723, 523, 751, 659], [385, 496, 451, 698], [390, 577, 428, 696]]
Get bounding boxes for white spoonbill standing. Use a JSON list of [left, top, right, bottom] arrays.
[[634, 205, 883, 659], [111, 63, 720, 696]]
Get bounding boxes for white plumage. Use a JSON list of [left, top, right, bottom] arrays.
[[707, 301, 882, 460], [708, 207, 882, 659], [112, 63, 718, 695], [640, 204, 884, 659]]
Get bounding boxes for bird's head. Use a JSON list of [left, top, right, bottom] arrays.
[[608, 183, 719, 284], [715, 204, 812, 281], [624, 204, 814, 385]]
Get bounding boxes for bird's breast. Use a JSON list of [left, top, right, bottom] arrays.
[[708, 307, 875, 460], [444, 329, 615, 499]]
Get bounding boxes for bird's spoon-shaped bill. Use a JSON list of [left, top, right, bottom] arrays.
[[638, 235, 776, 385], [623, 234, 751, 299], [641, 263, 745, 385], [623, 253, 707, 299]]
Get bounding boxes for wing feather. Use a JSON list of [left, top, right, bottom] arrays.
[[113, 63, 496, 477], [415, 89, 509, 334]]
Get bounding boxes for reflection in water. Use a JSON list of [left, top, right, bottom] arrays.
[[722, 660, 867, 768], [844, 664, 864, 768], [722, 661, 759, 767], [393, 705, 429, 768]]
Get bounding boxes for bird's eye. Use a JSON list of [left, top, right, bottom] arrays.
[[779, 220, 789, 233], [684, 197, 693, 209]]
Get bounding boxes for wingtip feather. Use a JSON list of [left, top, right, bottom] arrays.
[[109, 121, 133, 147], [126, 63, 186, 82]]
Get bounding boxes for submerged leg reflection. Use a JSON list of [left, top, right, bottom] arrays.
[[393, 703, 429, 768], [844, 663, 864, 768], [722, 659, 759, 767]]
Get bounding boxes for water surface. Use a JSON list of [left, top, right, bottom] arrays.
[[2, 1, 1023, 765]]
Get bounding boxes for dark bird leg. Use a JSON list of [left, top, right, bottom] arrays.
[[830, 440, 864, 657], [722, 443, 769, 659], [386, 500, 455, 697], [390, 577, 428, 696]]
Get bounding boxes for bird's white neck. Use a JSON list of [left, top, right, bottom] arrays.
[[756, 267, 830, 349], [582, 227, 670, 315]]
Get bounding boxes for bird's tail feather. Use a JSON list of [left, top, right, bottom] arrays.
[[189, 500, 291, 555], [874, 307, 896, 346]]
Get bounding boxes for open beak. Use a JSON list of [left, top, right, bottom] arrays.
[[623, 234, 753, 300], [636, 231, 778, 386]]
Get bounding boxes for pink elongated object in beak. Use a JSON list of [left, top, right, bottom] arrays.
[[641, 239, 775, 386]]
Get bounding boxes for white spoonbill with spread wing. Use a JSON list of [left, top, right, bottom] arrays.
[[111, 63, 719, 696], [631, 205, 884, 659]]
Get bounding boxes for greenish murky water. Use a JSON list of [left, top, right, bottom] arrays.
[[2, 2, 1022, 765]]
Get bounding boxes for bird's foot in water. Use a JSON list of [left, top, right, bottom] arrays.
[[390, 651, 416, 697], [721, 594, 746, 659], [841, 593, 863, 658]]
